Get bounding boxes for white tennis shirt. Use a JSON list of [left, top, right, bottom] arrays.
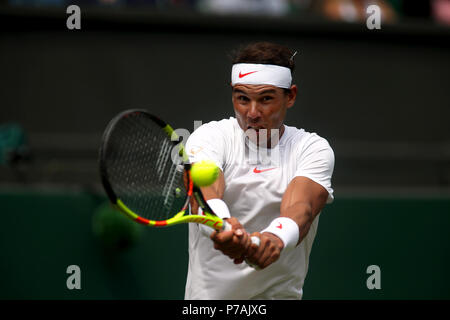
[[184, 117, 334, 300]]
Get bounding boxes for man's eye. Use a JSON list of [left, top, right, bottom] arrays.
[[238, 96, 249, 102], [262, 96, 273, 102]]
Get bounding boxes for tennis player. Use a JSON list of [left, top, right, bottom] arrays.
[[184, 42, 334, 299]]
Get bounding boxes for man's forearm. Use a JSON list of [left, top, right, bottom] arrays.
[[280, 201, 314, 245], [200, 170, 225, 200]]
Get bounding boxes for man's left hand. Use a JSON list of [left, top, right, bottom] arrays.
[[243, 232, 284, 269]]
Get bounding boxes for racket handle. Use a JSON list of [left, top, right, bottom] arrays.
[[222, 220, 232, 231], [245, 236, 261, 270], [250, 236, 260, 247]]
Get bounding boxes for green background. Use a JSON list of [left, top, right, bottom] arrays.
[[1, 190, 449, 300]]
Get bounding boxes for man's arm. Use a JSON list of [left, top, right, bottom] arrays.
[[194, 169, 251, 262], [200, 170, 225, 200], [245, 176, 329, 269], [280, 176, 329, 244]]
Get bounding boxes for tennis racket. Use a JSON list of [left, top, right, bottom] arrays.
[[98, 109, 260, 267]]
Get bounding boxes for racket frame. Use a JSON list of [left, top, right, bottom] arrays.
[[99, 109, 226, 231]]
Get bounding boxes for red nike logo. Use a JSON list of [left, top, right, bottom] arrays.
[[239, 71, 258, 78], [276, 222, 282, 229], [253, 167, 277, 173]]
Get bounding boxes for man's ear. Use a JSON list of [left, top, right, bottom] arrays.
[[286, 85, 298, 109]]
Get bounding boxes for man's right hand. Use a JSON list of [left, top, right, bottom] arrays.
[[210, 217, 252, 263]]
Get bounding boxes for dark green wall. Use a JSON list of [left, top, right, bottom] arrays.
[[0, 191, 188, 299], [305, 197, 450, 299], [1, 191, 449, 299]]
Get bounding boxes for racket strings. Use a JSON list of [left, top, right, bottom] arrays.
[[104, 113, 186, 221]]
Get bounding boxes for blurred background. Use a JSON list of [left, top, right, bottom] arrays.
[[0, 0, 449, 299]]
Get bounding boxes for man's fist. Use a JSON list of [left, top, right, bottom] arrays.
[[210, 217, 251, 262], [244, 232, 284, 269]]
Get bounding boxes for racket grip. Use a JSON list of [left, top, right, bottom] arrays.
[[250, 236, 260, 247], [222, 220, 232, 231], [245, 236, 261, 270]]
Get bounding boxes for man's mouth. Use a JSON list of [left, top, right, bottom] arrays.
[[247, 126, 267, 138], [247, 126, 264, 132]]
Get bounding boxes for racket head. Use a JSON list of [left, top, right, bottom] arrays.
[[98, 109, 224, 230], [99, 109, 189, 225]]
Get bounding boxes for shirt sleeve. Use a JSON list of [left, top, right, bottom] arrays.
[[294, 134, 335, 203], [185, 121, 227, 171]]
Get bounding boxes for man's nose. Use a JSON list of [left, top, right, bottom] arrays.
[[247, 102, 261, 121]]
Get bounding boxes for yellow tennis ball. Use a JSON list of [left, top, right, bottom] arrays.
[[190, 160, 219, 187]]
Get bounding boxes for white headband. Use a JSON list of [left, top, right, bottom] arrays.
[[231, 63, 292, 89]]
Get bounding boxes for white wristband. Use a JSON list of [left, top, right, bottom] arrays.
[[261, 217, 299, 250], [205, 199, 231, 220], [197, 199, 230, 237]]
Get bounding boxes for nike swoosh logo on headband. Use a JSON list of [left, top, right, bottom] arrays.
[[239, 71, 258, 78]]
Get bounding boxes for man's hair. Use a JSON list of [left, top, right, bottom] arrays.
[[231, 42, 296, 73]]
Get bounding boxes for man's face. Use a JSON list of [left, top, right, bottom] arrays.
[[232, 84, 297, 147]]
